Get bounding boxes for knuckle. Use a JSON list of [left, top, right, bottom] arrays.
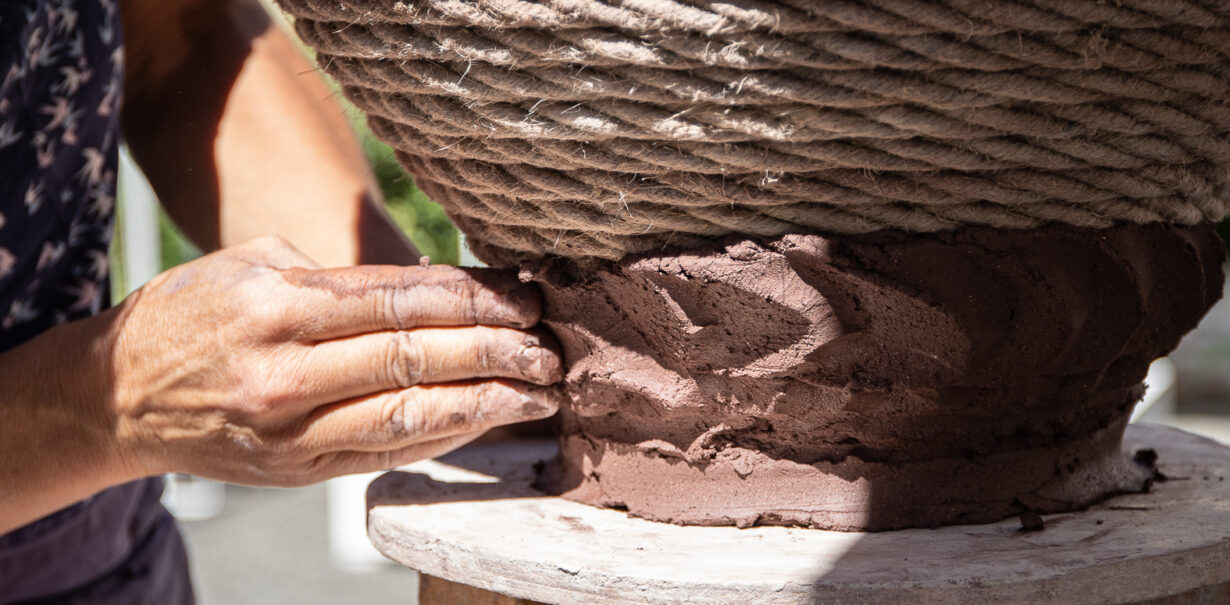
[[388, 331, 427, 388], [378, 288, 399, 330], [234, 382, 268, 418], [473, 329, 498, 375], [252, 390, 291, 418], [381, 390, 421, 441], [237, 360, 289, 416], [233, 279, 294, 336], [371, 450, 399, 472], [251, 299, 293, 335], [246, 233, 292, 252], [381, 288, 411, 331], [230, 277, 266, 307], [242, 395, 280, 419], [455, 279, 481, 324]]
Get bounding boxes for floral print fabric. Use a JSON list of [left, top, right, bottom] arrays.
[[0, 2, 192, 602], [0, 0, 121, 353]]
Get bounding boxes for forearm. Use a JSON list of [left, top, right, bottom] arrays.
[[0, 236, 561, 534], [0, 315, 136, 535], [121, 0, 417, 267]]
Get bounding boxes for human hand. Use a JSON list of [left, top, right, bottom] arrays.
[[98, 235, 562, 486]]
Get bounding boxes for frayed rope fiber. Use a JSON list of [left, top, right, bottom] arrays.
[[276, 0, 1230, 265]]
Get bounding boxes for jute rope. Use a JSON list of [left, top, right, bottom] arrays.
[[276, 0, 1230, 265]]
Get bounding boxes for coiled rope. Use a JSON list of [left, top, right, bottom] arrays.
[[276, 0, 1230, 265]]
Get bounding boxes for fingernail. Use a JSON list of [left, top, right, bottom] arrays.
[[485, 287, 541, 328], [516, 385, 564, 420], [511, 337, 564, 384], [465, 269, 542, 328]]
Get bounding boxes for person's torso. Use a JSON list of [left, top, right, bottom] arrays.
[[0, 2, 177, 602], [0, 0, 122, 354]]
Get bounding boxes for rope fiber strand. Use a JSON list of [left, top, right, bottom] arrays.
[[276, 0, 1230, 266]]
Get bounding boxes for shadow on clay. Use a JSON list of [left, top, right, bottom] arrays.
[[365, 440, 557, 511]]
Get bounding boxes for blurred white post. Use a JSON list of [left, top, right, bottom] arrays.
[[327, 473, 393, 573], [117, 147, 159, 294]]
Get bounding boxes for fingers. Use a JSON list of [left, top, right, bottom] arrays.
[[311, 431, 486, 479], [293, 380, 563, 454], [277, 265, 541, 341], [289, 327, 563, 407]]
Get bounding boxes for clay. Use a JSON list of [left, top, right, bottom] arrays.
[[530, 223, 1225, 531]]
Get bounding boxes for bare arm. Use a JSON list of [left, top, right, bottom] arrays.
[[1, 1, 562, 535], [0, 316, 129, 536], [0, 238, 561, 535], [120, 0, 414, 266]]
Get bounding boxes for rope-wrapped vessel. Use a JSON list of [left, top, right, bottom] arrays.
[[280, 0, 1230, 264], [275, 0, 1230, 530]]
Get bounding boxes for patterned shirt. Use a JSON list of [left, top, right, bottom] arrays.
[[0, 2, 192, 602], [0, 0, 120, 353]]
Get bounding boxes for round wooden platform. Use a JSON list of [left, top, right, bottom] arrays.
[[367, 425, 1230, 604]]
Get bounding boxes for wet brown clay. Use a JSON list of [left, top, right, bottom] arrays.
[[532, 223, 1225, 531]]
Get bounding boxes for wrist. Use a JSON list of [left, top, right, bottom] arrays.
[[0, 311, 142, 532], [81, 298, 171, 481], [41, 307, 151, 485]]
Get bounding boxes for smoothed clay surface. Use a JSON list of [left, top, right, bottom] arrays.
[[530, 223, 1225, 530]]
